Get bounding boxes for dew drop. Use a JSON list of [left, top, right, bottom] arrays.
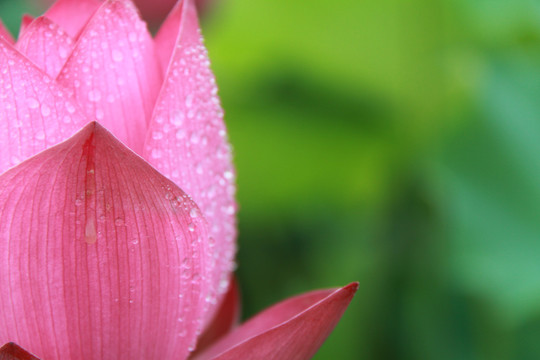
[[171, 112, 184, 126], [175, 129, 186, 139], [27, 97, 39, 109], [151, 149, 162, 159], [85, 217, 97, 244], [88, 90, 101, 102], [188, 223, 196, 232], [35, 131, 45, 140], [59, 46, 68, 58], [65, 102, 76, 114], [112, 49, 124, 62], [96, 108, 104, 120]]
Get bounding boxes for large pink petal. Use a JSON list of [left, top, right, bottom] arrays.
[[0, 20, 13, 44], [0, 343, 39, 360], [0, 37, 88, 174], [194, 276, 241, 354], [0, 122, 213, 360], [145, 0, 236, 329], [44, 0, 101, 38], [194, 283, 358, 360], [16, 17, 75, 77], [57, 0, 163, 154]]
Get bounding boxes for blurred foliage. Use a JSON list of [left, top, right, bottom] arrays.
[[2, 0, 540, 358]]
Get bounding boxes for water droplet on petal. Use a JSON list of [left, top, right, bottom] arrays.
[[27, 97, 39, 109], [112, 49, 124, 62], [88, 90, 101, 102]]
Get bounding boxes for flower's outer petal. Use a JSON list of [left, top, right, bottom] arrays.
[[145, 0, 237, 329], [0, 343, 39, 360], [16, 17, 75, 77], [18, 15, 34, 39], [194, 276, 240, 354], [194, 283, 359, 360], [0, 20, 13, 44], [57, 0, 163, 154], [44, 0, 101, 38], [0, 122, 212, 360], [0, 37, 87, 174]]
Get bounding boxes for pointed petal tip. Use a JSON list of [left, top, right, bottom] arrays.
[[344, 281, 359, 293], [195, 282, 358, 360]]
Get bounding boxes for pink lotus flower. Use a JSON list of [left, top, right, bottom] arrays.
[[0, 0, 357, 359]]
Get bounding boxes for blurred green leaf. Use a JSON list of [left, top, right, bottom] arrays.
[[437, 55, 540, 325]]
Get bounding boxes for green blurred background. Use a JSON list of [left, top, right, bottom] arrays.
[[4, 0, 540, 358]]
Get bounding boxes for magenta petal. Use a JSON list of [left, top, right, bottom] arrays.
[[154, 0, 184, 72], [0, 343, 39, 360], [0, 37, 88, 174], [0, 122, 214, 360], [144, 0, 236, 328], [194, 283, 359, 360], [44, 0, 101, 38], [0, 20, 13, 44], [56, 0, 163, 154], [16, 17, 75, 77]]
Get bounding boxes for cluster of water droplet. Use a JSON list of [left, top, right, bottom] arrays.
[[56, 0, 162, 154], [144, 25, 237, 334], [0, 40, 87, 173]]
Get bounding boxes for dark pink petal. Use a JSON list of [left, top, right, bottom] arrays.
[[0, 37, 87, 174], [0, 122, 214, 360], [195, 276, 241, 354], [18, 15, 34, 39], [16, 17, 75, 77], [44, 0, 101, 38], [131, 0, 215, 26], [0, 20, 13, 44], [57, 0, 163, 154], [145, 0, 237, 329], [0, 343, 40, 360], [133, 0, 177, 26], [194, 283, 359, 360]]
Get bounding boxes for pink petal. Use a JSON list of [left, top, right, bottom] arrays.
[[57, 0, 163, 154], [144, 0, 237, 329], [16, 17, 75, 77], [154, 0, 183, 72], [0, 37, 88, 174], [0, 20, 14, 44], [0, 343, 39, 360], [18, 15, 34, 39], [195, 276, 241, 354], [194, 283, 359, 360], [0, 122, 214, 360], [44, 0, 101, 38]]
